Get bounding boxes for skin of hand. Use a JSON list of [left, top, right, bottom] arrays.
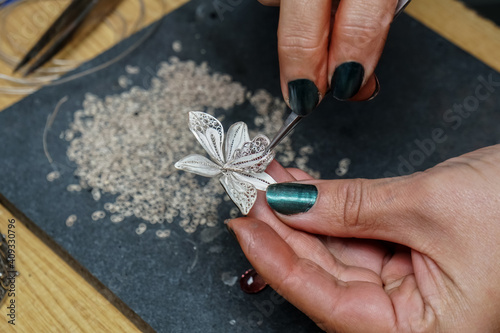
[[227, 145, 500, 332], [258, 0, 398, 111]]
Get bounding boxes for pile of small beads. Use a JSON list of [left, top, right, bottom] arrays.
[[63, 57, 319, 234]]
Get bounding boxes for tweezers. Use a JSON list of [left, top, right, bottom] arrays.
[[267, 0, 413, 152], [13, 0, 123, 76]]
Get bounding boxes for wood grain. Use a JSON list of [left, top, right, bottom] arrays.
[[1, 0, 500, 111], [0, 0, 189, 110], [406, 0, 500, 73], [0, 0, 187, 331], [0, 206, 142, 332], [0, 0, 499, 331]]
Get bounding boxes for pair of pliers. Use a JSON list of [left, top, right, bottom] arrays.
[[13, 0, 123, 76], [267, 0, 413, 152]]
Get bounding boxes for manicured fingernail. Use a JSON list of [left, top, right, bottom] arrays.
[[366, 75, 380, 101], [331, 62, 365, 100], [225, 219, 237, 240], [266, 183, 318, 215], [288, 79, 319, 116]]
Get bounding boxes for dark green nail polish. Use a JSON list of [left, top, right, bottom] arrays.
[[331, 62, 365, 100], [266, 183, 318, 215], [288, 79, 319, 116]]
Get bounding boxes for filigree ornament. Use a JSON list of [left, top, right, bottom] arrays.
[[175, 112, 276, 215]]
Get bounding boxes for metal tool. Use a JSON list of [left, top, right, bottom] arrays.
[[0, 0, 18, 8], [13, 0, 123, 76], [267, 0, 412, 152]]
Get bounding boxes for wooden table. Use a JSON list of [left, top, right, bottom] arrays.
[[0, 0, 499, 331]]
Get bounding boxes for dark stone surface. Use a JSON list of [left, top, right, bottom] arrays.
[[461, 0, 500, 26], [0, 0, 499, 332]]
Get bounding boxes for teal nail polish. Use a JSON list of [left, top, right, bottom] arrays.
[[288, 79, 319, 116], [331, 62, 365, 100], [266, 183, 318, 215]]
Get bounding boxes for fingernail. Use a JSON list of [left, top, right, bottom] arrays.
[[331, 62, 365, 100], [366, 75, 380, 101], [266, 183, 318, 215], [287, 79, 319, 116], [225, 219, 237, 240]]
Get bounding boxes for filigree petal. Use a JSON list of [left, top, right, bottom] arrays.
[[226, 135, 275, 173], [188, 111, 225, 164], [225, 121, 250, 161], [175, 154, 222, 177], [220, 173, 257, 215], [232, 171, 276, 192]]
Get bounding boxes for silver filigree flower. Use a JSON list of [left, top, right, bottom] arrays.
[[175, 111, 276, 215]]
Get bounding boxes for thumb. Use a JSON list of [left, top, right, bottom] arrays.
[[265, 174, 430, 247]]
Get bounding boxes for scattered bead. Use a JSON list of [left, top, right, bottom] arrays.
[[172, 40, 182, 53], [125, 65, 140, 75], [65, 214, 77, 227], [91, 188, 101, 201], [46, 171, 61, 182], [135, 223, 147, 235], [335, 158, 351, 177], [221, 272, 238, 287], [229, 207, 239, 219], [240, 268, 267, 294], [118, 75, 132, 89], [61, 59, 319, 233], [156, 229, 171, 238], [110, 214, 124, 223], [91, 210, 106, 221], [66, 184, 82, 192]]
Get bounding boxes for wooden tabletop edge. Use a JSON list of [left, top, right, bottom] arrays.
[[406, 0, 500, 73], [0, 193, 155, 333]]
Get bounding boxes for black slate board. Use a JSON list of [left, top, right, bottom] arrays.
[[1, 1, 499, 332]]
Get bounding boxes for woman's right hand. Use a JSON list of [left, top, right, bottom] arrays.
[[258, 0, 400, 116]]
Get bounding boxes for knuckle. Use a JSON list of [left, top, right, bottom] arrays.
[[406, 172, 445, 220], [274, 258, 315, 296], [274, 260, 298, 296], [278, 30, 326, 59], [339, 179, 366, 232], [336, 13, 391, 49]]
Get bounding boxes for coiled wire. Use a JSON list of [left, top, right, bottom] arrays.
[[0, 0, 163, 95]]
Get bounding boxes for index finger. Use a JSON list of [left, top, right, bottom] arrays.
[[278, 0, 331, 114], [228, 217, 396, 332]]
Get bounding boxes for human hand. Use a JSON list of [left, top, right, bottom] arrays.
[[228, 145, 500, 332], [257, 0, 400, 115]]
